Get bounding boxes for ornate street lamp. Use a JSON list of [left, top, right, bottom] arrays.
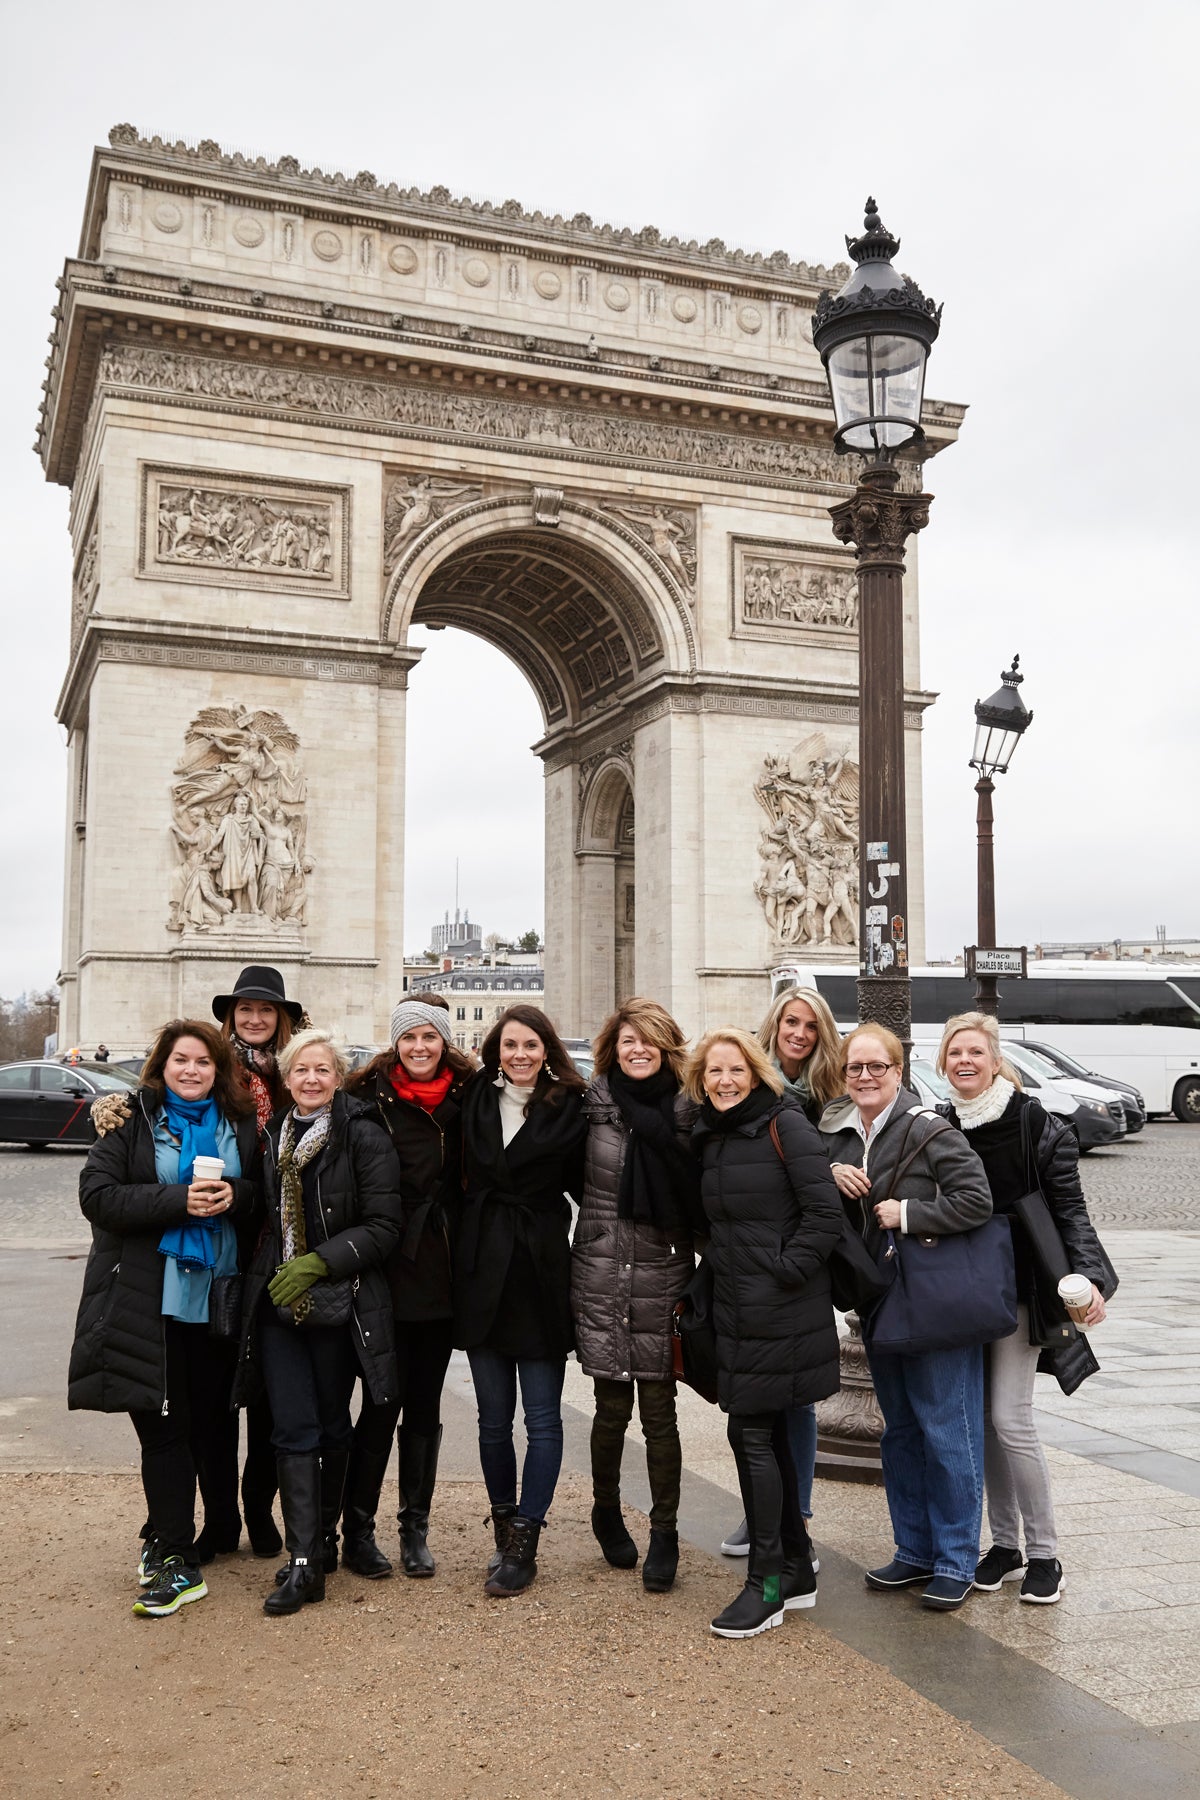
[[969, 658, 1034, 1014], [812, 198, 942, 1044], [810, 200, 942, 1488]]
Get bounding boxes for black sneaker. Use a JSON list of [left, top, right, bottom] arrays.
[[710, 1576, 785, 1639], [137, 1537, 166, 1588], [974, 1544, 1025, 1591], [132, 1558, 207, 1617], [1020, 1558, 1064, 1605]]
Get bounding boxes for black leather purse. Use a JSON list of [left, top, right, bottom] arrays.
[[768, 1119, 892, 1317], [208, 1273, 244, 1341], [671, 1258, 719, 1403], [276, 1275, 356, 1330]]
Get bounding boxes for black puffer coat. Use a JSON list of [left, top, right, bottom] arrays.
[[235, 1091, 402, 1407], [352, 1064, 466, 1322], [692, 1091, 843, 1416], [68, 1089, 260, 1415], [570, 1074, 696, 1382]]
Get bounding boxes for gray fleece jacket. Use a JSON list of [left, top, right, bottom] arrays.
[[819, 1087, 992, 1254]]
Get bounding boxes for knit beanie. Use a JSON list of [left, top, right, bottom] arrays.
[[390, 1000, 454, 1047]]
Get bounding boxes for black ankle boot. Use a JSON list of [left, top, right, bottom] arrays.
[[642, 1527, 679, 1593], [487, 1503, 518, 1576], [484, 1516, 541, 1597], [264, 1453, 326, 1616], [591, 1503, 638, 1569], [398, 1426, 441, 1578]]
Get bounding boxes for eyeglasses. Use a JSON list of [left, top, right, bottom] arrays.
[[845, 1061, 894, 1078]]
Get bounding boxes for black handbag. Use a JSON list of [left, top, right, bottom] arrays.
[[276, 1274, 356, 1330], [863, 1118, 1018, 1358], [208, 1273, 244, 1341], [1017, 1105, 1115, 1391], [768, 1119, 892, 1317], [671, 1258, 719, 1403]]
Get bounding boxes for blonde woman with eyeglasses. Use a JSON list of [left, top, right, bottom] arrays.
[[820, 1025, 992, 1612]]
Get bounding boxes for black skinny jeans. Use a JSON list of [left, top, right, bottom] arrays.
[[129, 1320, 237, 1561], [259, 1307, 359, 1456], [726, 1410, 809, 1582]]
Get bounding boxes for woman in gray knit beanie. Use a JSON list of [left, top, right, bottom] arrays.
[[333, 994, 475, 1580]]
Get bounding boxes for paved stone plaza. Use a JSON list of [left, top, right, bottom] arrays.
[[3, 1123, 1198, 1796]]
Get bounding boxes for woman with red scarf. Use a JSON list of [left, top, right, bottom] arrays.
[[338, 999, 474, 1577]]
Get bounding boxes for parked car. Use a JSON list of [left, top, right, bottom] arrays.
[[0, 1059, 138, 1148], [562, 1037, 594, 1083], [909, 1042, 1120, 1152], [999, 1042, 1124, 1152], [1022, 1039, 1146, 1132]]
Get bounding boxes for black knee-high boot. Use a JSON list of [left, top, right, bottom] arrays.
[[264, 1453, 325, 1616]]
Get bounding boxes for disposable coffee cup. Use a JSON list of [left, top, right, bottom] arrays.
[[192, 1155, 225, 1184], [1058, 1273, 1092, 1327]]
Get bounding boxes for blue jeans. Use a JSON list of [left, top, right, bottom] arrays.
[[867, 1344, 984, 1584], [467, 1349, 565, 1526], [786, 1403, 817, 1519]]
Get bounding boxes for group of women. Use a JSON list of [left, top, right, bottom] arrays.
[[68, 966, 1115, 1638]]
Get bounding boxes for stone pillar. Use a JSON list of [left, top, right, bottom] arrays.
[[372, 683, 407, 1036], [542, 761, 579, 1034], [577, 851, 617, 1038]]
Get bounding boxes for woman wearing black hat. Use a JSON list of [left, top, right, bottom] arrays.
[[212, 965, 305, 1559]]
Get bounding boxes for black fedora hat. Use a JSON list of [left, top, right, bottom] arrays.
[[212, 965, 304, 1025]]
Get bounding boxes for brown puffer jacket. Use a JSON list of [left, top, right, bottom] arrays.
[[570, 1074, 696, 1383]]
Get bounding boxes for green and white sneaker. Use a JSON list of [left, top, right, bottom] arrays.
[[132, 1557, 207, 1617], [137, 1537, 166, 1587]]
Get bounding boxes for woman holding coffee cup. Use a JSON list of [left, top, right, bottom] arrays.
[[936, 1011, 1116, 1606], [68, 1020, 260, 1616]]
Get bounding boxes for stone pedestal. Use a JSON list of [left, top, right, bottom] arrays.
[[814, 1315, 885, 1485]]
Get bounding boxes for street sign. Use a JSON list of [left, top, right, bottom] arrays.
[[965, 946, 1027, 978]]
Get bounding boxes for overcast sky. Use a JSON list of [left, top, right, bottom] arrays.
[[1, 0, 1196, 989]]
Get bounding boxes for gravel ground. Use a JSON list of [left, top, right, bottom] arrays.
[[0, 1471, 1066, 1800]]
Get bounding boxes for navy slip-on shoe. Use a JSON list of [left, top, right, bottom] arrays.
[[864, 1558, 935, 1590], [920, 1575, 974, 1610]]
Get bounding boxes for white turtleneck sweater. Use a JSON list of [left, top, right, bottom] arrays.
[[497, 1077, 534, 1147]]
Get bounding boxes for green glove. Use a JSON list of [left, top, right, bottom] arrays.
[[269, 1251, 329, 1307]]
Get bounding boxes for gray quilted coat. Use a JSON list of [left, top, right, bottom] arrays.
[[570, 1074, 696, 1382]]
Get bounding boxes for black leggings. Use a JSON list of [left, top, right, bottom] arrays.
[[129, 1320, 237, 1560], [726, 1410, 809, 1581], [352, 1317, 454, 1457]]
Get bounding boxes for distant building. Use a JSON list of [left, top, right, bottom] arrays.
[[416, 965, 546, 1051], [430, 908, 484, 959]]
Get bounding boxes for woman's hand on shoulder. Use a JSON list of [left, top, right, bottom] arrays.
[[90, 1092, 132, 1137], [830, 1162, 871, 1200]]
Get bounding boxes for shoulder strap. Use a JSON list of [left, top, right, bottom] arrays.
[[887, 1111, 953, 1192], [768, 1115, 785, 1161]]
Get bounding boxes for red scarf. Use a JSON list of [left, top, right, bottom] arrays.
[[389, 1063, 454, 1113]]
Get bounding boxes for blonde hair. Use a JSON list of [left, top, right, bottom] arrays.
[[593, 997, 688, 1083], [758, 986, 843, 1107], [683, 1027, 784, 1104], [278, 1026, 350, 1083], [840, 1022, 905, 1077], [935, 1011, 1024, 1089]]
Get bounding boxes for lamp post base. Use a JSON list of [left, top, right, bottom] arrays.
[[813, 1314, 884, 1486]]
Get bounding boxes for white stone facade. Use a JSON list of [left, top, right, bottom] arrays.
[[39, 129, 962, 1049]]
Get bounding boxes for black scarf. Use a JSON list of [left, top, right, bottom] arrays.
[[699, 1081, 777, 1135], [607, 1065, 699, 1235]]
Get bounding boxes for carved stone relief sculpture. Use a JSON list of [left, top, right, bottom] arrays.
[[167, 703, 312, 937], [732, 539, 858, 641], [598, 501, 697, 599], [753, 732, 859, 956], [72, 511, 99, 647], [382, 471, 483, 573], [140, 465, 350, 598]]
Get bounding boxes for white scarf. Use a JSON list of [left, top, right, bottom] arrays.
[[953, 1074, 1016, 1130]]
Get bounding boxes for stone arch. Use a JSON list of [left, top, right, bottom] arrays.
[[578, 752, 635, 852], [380, 495, 694, 730]]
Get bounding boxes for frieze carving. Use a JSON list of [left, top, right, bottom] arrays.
[[733, 539, 858, 640], [577, 736, 633, 804], [753, 733, 859, 957], [72, 509, 99, 647], [383, 473, 483, 573], [596, 502, 696, 598], [97, 344, 864, 493], [139, 464, 350, 598], [168, 703, 312, 937]]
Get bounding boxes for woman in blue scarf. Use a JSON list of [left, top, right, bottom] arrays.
[[69, 1020, 260, 1617]]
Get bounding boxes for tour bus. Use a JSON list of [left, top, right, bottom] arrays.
[[769, 962, 1200, 1121]]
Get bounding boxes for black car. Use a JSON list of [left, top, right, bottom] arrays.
[[0, 1060, 138, 1148], [1022, 1040, 1147, 1134]]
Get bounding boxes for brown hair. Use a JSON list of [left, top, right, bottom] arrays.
[[408, 990, 451, 1011], [220, 1000, 294, 1053], [683, 1027, 785, 1104], [840, 1022, 905, 1077], [478, 1004, 586, 1106], [935, 1011, 1024, 1090], [758, 986, 843, 1108], [592, 997, 688, 1083], [140, 1019, 253, 1119]]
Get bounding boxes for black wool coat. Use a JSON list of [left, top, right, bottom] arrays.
[[351, 1065, 467, 1323], [235, 1091, 402, 1408], [68, 1089, 260, 1415], [692, 1091, 843, 1417], [453, 1075, 587, 1360]]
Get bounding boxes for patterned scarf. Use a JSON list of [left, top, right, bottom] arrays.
[[277, 1106, 333, 1323], [232, 1034, 279, 1132]]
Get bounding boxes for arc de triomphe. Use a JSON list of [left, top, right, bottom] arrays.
[[38, 128, 961, 1049]]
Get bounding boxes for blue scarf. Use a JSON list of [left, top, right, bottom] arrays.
[[158, 1092, 224, 1273]]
